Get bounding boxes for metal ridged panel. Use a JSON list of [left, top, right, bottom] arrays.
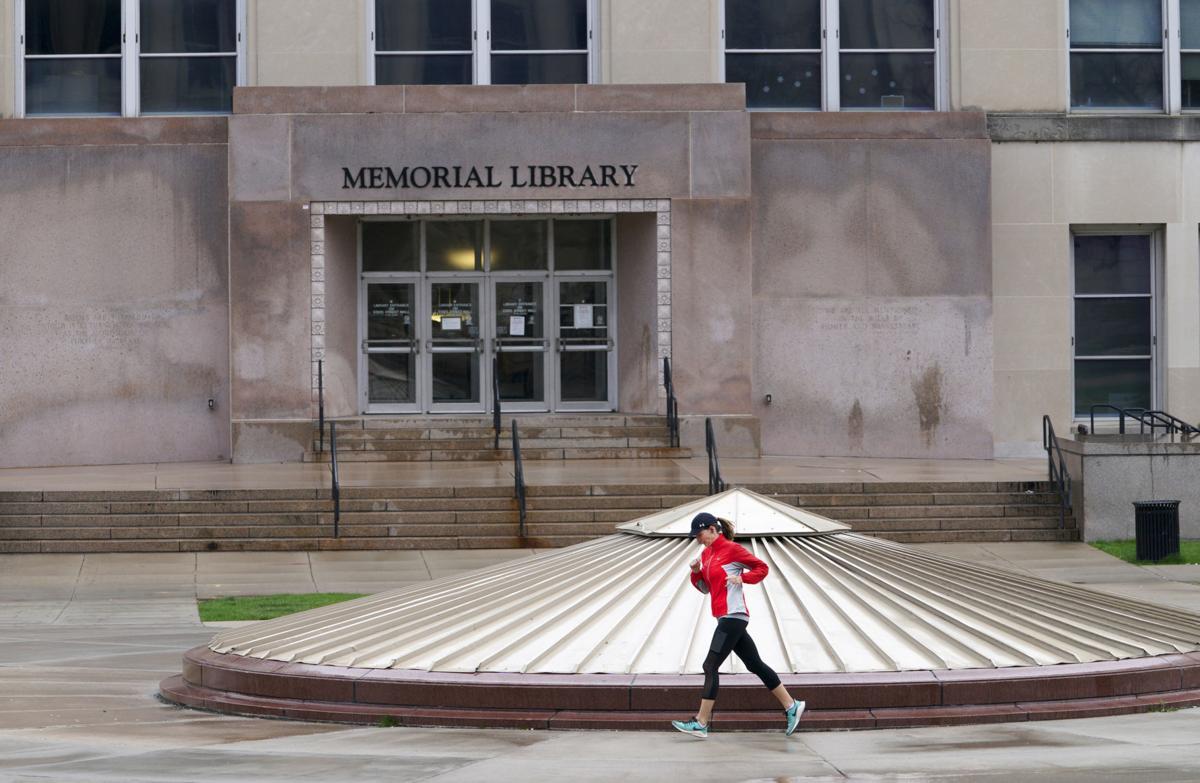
[[210, 532, 1200, 674], [617, 487, 849, 537]]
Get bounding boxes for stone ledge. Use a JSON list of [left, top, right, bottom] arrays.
[[234, 84, 744, 116], [751, 111, 988, 140], [988, 113, 1200, 142], [0, 116, 228, 147]]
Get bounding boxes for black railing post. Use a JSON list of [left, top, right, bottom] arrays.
[[493, 355, 502, 450], [663, 357, 679, 448], [512, 421, 526, 538], [329, 420, 340, 538], [1042, 415, 1071, 529], [318, 359, 325, 453], [705, 417, 725, 496]]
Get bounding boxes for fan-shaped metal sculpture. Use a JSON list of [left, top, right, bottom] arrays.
[[162, 488, 1200, 730]]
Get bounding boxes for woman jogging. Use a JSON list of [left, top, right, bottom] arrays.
[[671, 512, 804, 738]]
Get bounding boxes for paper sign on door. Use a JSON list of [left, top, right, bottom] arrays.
[[442, 316, 462, 331], [509, 315, 526, 336], [572, 304, 594, 329]]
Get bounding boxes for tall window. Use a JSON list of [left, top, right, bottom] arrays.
[[1069, 0, 1164, 110], [1073, 232, 1158, 417], [1068, 0, 1200, 112], [369, 0, 594, 85], [720, 0, 944, 111], [16, 0, 244, 117]]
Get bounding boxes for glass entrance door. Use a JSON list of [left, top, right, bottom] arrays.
[[492, 278, 549, 411], [556, 278, 615, 410], [362, 281, 420, 413], [427, 279, 484, 412]]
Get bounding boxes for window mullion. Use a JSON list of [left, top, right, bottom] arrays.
[[824, 0, 840, 111], [123, 0, 139, 117], [366, 0, 376, 85], [14, 0, 25, 118], [1167, 0, 1182, 114], [476, 0, 491, 85], [717, 0, 726, 82]]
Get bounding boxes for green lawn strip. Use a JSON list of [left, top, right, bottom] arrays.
[[199, 593, 367, 622], [1090, 540, 1200, 566]]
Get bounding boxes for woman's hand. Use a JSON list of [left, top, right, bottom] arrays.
[[727, 575, 743, 585], [689, 558, 701, 573]]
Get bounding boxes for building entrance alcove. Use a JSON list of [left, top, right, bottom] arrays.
[[318, 205, 664, 421]]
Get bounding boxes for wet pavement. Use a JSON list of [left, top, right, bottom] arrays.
[[3, 543, 1200, 782]]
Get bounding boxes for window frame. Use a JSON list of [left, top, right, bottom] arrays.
[[366, 0, 598, 86], [1069, 226, 1163, 421], [717, 0, 948, 111], [14, 0, 246, 118]]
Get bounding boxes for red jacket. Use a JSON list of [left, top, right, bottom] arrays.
[[689, 535, 769, 618]]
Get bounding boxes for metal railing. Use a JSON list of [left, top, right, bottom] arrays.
[[317, 359, 325, 453], [705, 417, 726, 496], [512, 420, 527, 538], [328, 420, 341, 538], [1089, 405, 1200, 437], [493, 355, 502, 450], [663, 357, 680, 448], [1042, 415, 1071, 529]]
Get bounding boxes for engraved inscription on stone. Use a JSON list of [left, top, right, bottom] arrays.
[[816, 304, 921, 334]]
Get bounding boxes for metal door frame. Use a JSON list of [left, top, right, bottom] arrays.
[[425, 274, 488, 413], [490, 273, 552, 413], [553, 272, 618, 412]]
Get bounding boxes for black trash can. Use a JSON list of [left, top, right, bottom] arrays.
[[1134, 500, 1181, 562]]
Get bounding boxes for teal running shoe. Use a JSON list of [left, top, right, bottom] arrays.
[[785, 700, 805, 736], [671, 717, 708, 738]]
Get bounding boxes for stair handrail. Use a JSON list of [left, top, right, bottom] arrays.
[[1042, 415, 1071, 529], [664, 357, 680, 448], [329, 420, 341, 538], [1089, 404, 1200, 437], [512, 420, 527, 538], [493, 355, 502, 450], [705, 417, 726, 496], [317, 359, 325, 453]]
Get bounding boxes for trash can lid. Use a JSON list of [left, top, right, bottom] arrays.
[[1133, 500, 1181, 507]]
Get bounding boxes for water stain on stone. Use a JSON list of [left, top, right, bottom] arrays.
[[912, 364, 944, 448], [848, 399, 864, 452]]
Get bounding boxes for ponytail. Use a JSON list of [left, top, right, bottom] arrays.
[[715, 516, 735, 540]]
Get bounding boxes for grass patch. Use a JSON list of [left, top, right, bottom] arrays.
[[199, 593, 367, 622], [1090, 540, 1200, 566]]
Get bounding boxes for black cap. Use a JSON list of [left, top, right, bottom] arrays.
[[689, 512, 719, 539]]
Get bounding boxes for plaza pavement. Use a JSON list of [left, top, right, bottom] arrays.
[[4, 542, 1200, 781]]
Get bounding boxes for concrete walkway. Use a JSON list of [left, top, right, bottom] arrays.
[[0, 455, 1047, 492], [4, 542, 1200, 781]]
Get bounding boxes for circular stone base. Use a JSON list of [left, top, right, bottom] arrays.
[[161, 646, 1200, 730]]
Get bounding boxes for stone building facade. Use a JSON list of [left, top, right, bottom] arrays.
[[1, 1, 1197, 467]]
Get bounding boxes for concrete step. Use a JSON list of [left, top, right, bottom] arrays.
[[304, 447, 692, 462]]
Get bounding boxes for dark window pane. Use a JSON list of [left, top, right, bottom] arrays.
[[490, 220, 548, 271], [25, 57, 121, 115], [725, 0, 821, 50], [367, 284, 415, 341], [427, 221, 482, 272], [492, 0, 587, 51], [1070, 52, 1162, 108], [839, 0, 934, 50], [376, 54, 472, 85], [1070, 0, 1161, 48], [554, 220, 611, 271], [1075, 299, 1152, 356], [560, 351, 608, 401], [497, 351, 545, 402], [26, 0, 122, 55], [140, 0, 235, 54], [1185, 0, 1200, 49], [1184, 54, 1200, 109], [432, 353, 480, 403], [1074, 235, 1152, 294], [363, 222, 419, 273], [140, 56, 234, 113], [491, 53, 587, 84], [1075, 359, 1151, 416], [368, 353, 416, 404], [726, 53, 822, 109], [840, 52, 934, 109], [376, 0, 472, 51]]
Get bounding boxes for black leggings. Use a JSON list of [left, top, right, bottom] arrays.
[[701, 617, 781, 701]]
